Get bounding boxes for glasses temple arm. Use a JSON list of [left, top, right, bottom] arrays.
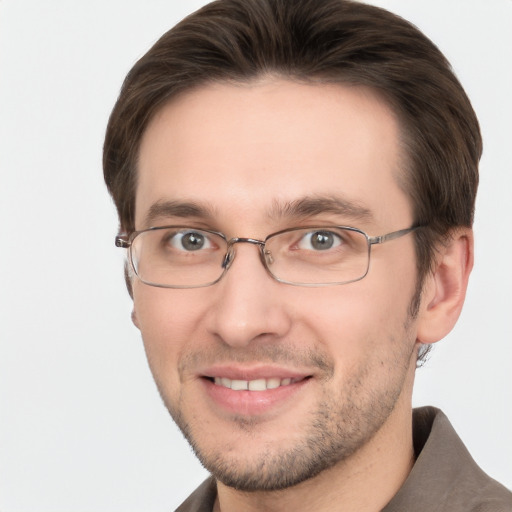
[[115, 235, 131, 248], [368, 226, 419, 245]]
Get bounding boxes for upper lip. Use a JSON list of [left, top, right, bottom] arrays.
[[199, 364, 312, 381]]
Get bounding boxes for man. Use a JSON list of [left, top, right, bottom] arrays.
[[103, 0, 512, 510]]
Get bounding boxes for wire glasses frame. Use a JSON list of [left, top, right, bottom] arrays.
[[115, 225, 419, 288]]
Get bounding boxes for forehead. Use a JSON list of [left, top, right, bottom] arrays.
[[136, 79, 412, 232]]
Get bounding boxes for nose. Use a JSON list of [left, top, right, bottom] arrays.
[[205, 242, 292, 348]]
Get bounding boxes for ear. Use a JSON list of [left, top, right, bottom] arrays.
[[131, 308, 141, 330], [416, 228, 474, 345]]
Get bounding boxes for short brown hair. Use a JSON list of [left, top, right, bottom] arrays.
[[104, 0, 481, 297]]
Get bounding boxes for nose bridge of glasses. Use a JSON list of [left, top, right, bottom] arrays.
[[222, 237, 267, 270]]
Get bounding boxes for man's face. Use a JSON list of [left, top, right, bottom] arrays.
[[133, 80, 421, 491]]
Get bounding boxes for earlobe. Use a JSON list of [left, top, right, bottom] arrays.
[[131, 308, 141, 330], [416, 229, 474, 345]]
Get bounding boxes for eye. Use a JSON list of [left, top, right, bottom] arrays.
[[297, 230, 343, 251], [169, 231, 212, 251]]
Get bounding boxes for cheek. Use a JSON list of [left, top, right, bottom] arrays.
[[293, 264, 417, 359], [132, 285, 209, 381]]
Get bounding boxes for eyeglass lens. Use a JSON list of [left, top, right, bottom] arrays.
[[129, 226, 371, 288]]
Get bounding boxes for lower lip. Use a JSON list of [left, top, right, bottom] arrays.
[[202, 377, 310, 416]]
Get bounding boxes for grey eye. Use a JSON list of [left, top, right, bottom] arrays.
[[170, 231, 210, 251], [298, 231, 341, 251]]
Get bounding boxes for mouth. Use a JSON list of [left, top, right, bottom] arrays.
[[206, 375, 309, 391], [198, 365, 314, 415]]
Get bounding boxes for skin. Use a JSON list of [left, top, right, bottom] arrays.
[[131, 79, 473, 511]]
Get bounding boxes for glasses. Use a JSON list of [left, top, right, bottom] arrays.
[[115, 225, 418, 288]]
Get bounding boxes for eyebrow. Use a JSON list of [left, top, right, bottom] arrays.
[[143, 199, 216, 228], [267, 195, 374, 223], [143, 194, 373, 228]]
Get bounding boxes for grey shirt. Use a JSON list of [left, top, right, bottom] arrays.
[[175, 407, 512, 511]]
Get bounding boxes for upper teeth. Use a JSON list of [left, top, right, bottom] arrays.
[[214, 377, 293, 391]]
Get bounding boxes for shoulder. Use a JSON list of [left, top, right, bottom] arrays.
[[384, 407, 512, 512], [174, 477, 217, 512]]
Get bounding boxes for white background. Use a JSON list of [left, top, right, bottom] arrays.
[[0, 1, 511, 510]]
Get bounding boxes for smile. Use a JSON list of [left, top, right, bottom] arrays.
[[201, 371, 312, 415], [212, 376, 304, 391]]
